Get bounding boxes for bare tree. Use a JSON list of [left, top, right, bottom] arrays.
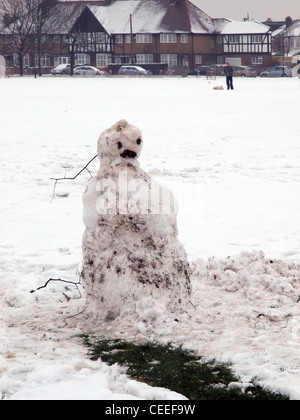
[[1, 0, 35, 76], [1, 1, 85, 76], [62, 4, 85, 76], [32, 0, 57, 76], [39, 2, 85, 76], [0, 0, 58, 76], [273, 34, 293, 69]]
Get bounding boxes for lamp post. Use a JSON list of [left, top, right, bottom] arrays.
[[32, 24, 37, 78], [67, 34, 76, 76], [130, 14, 134, 64]]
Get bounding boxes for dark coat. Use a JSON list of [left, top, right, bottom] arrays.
[[224, 65, 233, 76]]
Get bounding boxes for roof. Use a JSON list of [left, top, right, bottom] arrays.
[[1, 2, 86, 35], [60, 0, 217, 35], [221, 20, 271, 35], [273, 19, 300, 37], [212, 17, 233, 32], [187, 1, 215, 34], [89, 0, 191, 34], [1, 0, 278, 38], [44, 3, 86, 34]]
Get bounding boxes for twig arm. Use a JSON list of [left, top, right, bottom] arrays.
[[30, 277, 82, 296], [50, 154, 98, 182], [50, 154, 98, 201]]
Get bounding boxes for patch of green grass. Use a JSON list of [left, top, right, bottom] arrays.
[[80, 335, 289, 401]]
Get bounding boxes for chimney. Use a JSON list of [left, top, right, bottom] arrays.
[[285, 16, 292, 28]]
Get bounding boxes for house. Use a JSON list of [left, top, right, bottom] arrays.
[[0, 0, 273, 75], [218, 20, 272, 67], [69, 0, 221, 72], [271, 18, 300, 64]]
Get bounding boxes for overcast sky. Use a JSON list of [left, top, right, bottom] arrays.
[[191, 0, 300, 21]]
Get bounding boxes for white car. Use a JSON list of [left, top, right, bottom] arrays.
[[118, 65, 148, 75], [74, 65, 107, 76], [51, 64, 71, 75]]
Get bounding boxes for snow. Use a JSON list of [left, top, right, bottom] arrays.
[[221, 20, 271, 34], [273, 20, 300, 38], [187, 1, 215, 34], [0, 75, 300, 400], [90, 1, 171, 34]]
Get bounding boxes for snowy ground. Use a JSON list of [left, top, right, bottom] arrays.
[[0, 75, 300, 400]]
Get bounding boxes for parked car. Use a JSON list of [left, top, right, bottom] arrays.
[[260, 66, 292, 77], [118, 65, 148, 75], [74, 65, 107, 76], [50, 63, 71, 75], [188, 66, 215, 76], [233, 66, 257, 77]]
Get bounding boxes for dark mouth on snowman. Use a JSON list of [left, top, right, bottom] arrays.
[[121, 149, 137, 159]]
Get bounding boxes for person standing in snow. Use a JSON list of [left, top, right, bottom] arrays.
[[224, 62, 234, 90]]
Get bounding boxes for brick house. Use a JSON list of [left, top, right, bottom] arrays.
[[0, 0, 273, 75]]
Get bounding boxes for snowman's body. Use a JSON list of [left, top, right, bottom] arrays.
[[82, 120, 191, 321]]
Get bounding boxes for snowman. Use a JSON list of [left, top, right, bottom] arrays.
[[82, 120, 192, 323]]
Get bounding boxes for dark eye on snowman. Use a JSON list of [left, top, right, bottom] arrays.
[[118, 142, 123, 149], [136, 138, 142, 145]]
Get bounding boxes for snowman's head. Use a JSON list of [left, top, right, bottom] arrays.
[[98, 120, 143, 165]]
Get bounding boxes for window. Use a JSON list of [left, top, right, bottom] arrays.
[[195, 55, 202, 64], [95, 33, 106, 43], [115, 35, 123, 43], [41, 35, 51, 43], [96, 54, 112, 67], [210, 39, 215, 49], [252, 35, 262, 43], [35, 55, 50, 68], [136, 34, 152, 43], [54, 56, 70, 66], [296, 38, 300, 48], [217, 35, 222, 44], [160, 34, 177, 43], [161, 54, 177, 67], [13, 54, 29, 67], [181, 34, 188, 43], [252, 56, 263, 64], [126, 35, 131, 44], [229, 35, 240, 43], [136, 54, 153, 64], [75, 54, 90, 65]]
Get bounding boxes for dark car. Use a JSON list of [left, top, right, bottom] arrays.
[[188, 66, 215, 76]]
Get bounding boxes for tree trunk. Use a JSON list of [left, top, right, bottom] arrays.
[[19, 52, 24, 76]]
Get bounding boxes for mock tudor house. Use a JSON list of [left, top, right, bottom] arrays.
[[219, 20, 272, 67], [0, 0, 273, 75]]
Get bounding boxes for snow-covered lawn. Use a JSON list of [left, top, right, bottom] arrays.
[[0, 75, 300, 400]]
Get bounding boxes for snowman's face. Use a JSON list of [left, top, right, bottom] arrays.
[[98, 120, 143, 164]]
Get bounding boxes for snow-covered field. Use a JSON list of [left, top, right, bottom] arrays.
[[0, 75, 300, 400]]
